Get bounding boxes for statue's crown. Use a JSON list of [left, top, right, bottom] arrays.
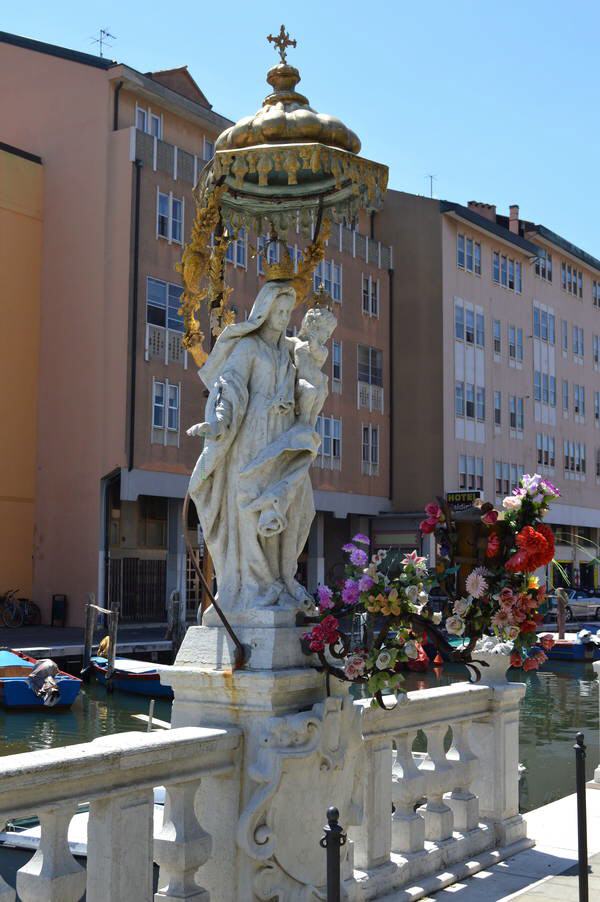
[[263, 241, 295, 282]]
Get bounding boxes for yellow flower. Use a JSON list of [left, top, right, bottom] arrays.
[[528, 576, 540, 590], [388, 588, 399, 603]]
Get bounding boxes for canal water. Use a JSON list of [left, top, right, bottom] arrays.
[[0, 664, 597, 813]]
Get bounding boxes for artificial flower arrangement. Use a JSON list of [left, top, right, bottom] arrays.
[[301, 475, 558, 706]]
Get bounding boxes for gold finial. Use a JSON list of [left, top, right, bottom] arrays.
[[267, 24, 297, 64]]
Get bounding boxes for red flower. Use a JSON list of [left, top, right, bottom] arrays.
[[520, 619, 538, 633], [482, 510, 499, 526], [510, 651, 523, 668], [507, 525, 556, 572], [419, 518, 437, 535], [305, 615, 340, 653], [523, 657, 538, 671], [486, 533, 501, 558]]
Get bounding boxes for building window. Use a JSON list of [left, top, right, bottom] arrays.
[[332, 263, 342, 301], [537, 433, 556, 467], [508, 325, 523, 361], [138, 496, 168, 548], [595, 391, 600, 422], [493, 252, 500, 283], [562, 319, 569, 353], [563, 379, 569, 412], [517, 397, 524, 431], [316, 416, 342, 468], [465, 308, 475, 343], [153, 381, 165, 427], [573, 325, 584, 357], [362, 425, 379, 476], [157, 191, 184, 244], [136, 106, 147, 131], [535, 249, 553, 282], [225, 228, 246, 267], [476, 386, 485, 421], [167, 384, 179, 431], [362, 275, 379, 316], [493, 251, 521, 291], [476, 312, 485, 346], [494, 390, 501, 425], [465, 383, 475, 419], [203, 137, 214, 161], [457, 234, 480, 274], [332, 340, 342, 383], [357, 345, 383, 387], [150, 113, 162, 139], [549, 375, 556, 407], [534, 370, 541, 402], [594, 335, 600, 365], [146, 277, 184, 332], [455, 303, 464, 340], [574, 384, 586, 416], [455, 381, 465, 416], [564, 440, 586, 474], [459, 454, 467, 489], [509, 395, 518, 429], [459, 455, 483, 491], [594, 281, 600, 307], [562, 262, 583, 297], [493, 319, 501, 354]]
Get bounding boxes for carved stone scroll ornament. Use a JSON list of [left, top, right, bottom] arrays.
[[237, 692, 363, 900]]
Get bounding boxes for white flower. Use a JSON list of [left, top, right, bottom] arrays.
[[446, 615, 466, 636], [505, 625, 520, 641], [453, 597, 471, 616], [474, 636, 513, 655], [432, 612, 442, 625], [403, 640, 419, 659], [376, 650, 393, 670], [406, 585, 419, 602], [344, 654, 366, 679], [465, 568, 488, 600], [503, 496, 522, 511]]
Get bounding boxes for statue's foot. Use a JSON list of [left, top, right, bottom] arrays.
[[255, 580, 285, 607]]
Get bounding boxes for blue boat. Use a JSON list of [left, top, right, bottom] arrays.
[[90, 656, 173, 699], [0, 649, 81, 709]]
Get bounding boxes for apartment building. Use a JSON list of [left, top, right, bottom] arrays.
[[1, 31, 392, 624], [375, 189, 600, 588], [0, 142, 43, 598]]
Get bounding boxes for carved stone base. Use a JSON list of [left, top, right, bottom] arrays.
[[176, 620, 311, 671]]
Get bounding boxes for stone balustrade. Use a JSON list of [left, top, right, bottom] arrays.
[[0, 726, 240, 902], [349, 679, 530, 898]]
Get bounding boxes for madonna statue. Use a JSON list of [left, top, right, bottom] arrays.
[[188, 280, 335, 618]]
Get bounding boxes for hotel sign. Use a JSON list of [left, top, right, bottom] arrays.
[[446, 491, 481, 512]]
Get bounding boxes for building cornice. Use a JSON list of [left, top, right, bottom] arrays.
[[525, 223, 600, 276], [0, 30, 114, 69], [440, 201, 539, 260]]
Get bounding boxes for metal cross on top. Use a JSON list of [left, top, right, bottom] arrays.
[[267, 24, 297, 64]]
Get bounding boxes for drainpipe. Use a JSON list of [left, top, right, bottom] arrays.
[[370, 211, 375, 240], [388, 266, 394, 502], [128, 159, 143, 471], [113, 80, 124, 131]]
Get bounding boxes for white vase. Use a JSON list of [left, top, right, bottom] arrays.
[[471, 651, 511, 686]]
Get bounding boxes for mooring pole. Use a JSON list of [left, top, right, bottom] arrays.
[[81, 593, 97, 680], [320, 806, 346, 902], [574, 732, 589, 902], [147, 699, 155, 733], [106, 601, 119, 693]]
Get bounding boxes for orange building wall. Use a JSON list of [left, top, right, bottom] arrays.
[[0, 147, 43, 596]]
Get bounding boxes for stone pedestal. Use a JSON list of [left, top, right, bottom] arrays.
[[158, 623, 364, 902]]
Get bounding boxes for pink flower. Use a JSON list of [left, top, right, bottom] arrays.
[[465, 568, 488, 599], [419, 518, 437, 535], [492, 609, 510, 628], [402, 550, 427, 568], [317, 585, 334, 610], [350, 547, 368, 567], [352, 533, 370, 546], [342, 579, 360, 605], [481, 510, 499, 526], [425, 502, 442, 519]]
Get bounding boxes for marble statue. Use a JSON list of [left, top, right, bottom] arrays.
[[187, 281, 337, 617]]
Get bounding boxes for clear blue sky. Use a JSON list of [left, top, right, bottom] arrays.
[[4, 1, 599, 254]]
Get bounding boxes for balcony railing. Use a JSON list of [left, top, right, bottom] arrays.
[[358, 381, 384, 413], [0, 726, 240, 902], [145, 324, 188, 368]]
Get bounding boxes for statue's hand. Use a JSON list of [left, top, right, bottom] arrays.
[[186, 421, 226, 440]]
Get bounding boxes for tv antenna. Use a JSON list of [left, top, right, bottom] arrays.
[[426, 174, 437, 198], [91, 28, 116, 57]]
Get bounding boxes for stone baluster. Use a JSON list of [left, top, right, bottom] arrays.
[[391, 731, 425, 854], [154, 778, 211, 901], [445, 720, 480, 833], [352, 737, 393, 870], [420, 724, 454, 842], [17, 804, 85, 902], [469, 682, 527, 846], [87, 789, 154, 902], [0, 875, 15, 902]]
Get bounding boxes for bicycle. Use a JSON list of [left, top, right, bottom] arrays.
[[0, 590, 42, 628]]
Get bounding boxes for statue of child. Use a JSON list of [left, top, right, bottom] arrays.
[[292, 306, 337, 428]]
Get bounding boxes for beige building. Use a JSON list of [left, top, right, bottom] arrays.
[[376, 190, 600, 588], [1, 31, 392, 624]]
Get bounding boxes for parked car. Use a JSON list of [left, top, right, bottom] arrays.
[[545, 589, 600, 622]]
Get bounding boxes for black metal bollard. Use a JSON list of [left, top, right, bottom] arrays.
[[320, 806, 347, 902], [574, 732, 589, 902]]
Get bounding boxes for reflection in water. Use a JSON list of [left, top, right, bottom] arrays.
[[0, 682, 172, 757], [1, 666, 597, 813], [401, 661, 599, 812]]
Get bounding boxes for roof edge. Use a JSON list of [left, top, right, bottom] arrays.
[[440, 200, 539, 257], [0, 30, 115, 70], [0, 141, 42, 164]]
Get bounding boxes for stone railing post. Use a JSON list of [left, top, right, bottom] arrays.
[[469, 682, 527, 846], [87, 789, 154, 902], [391, 730, 425, 854], [445, 720, 480, 832], [420, 723, 454, 842], [16, 804, 85, 902], [154, 778, 211, 901], [352, 736, 393, 870]]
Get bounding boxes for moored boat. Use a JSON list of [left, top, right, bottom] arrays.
[[90, 655, 173, 699], [0, 649, 81, 709]]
